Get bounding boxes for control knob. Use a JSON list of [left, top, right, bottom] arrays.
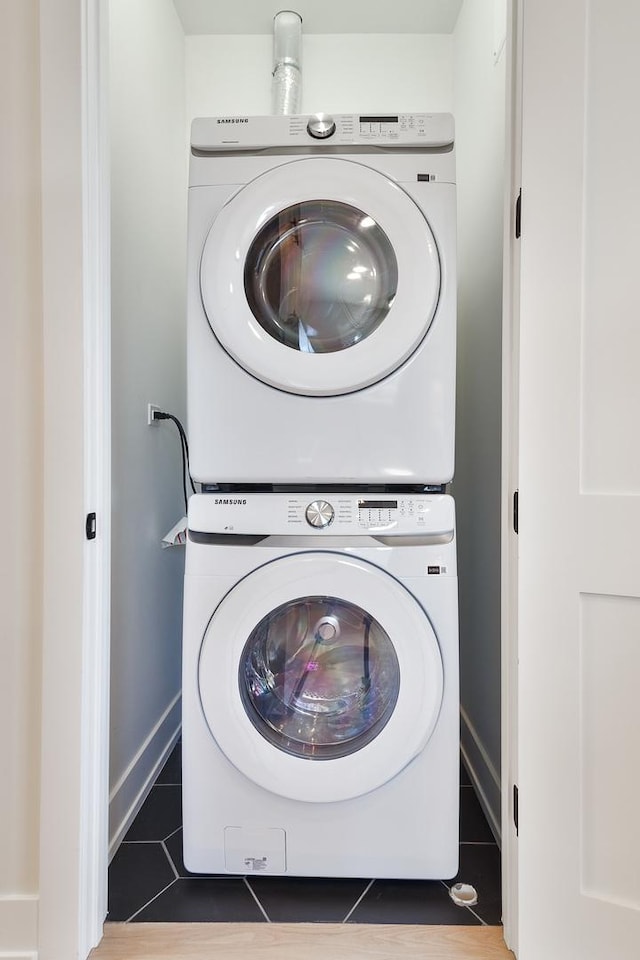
[[305, 499, 335, 528], [307, 113, 336, 140]]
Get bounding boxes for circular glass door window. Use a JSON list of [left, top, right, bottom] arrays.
[[199, 158, 443, 396], [239, 595, 400, 759], [244, 201, 398, 354], [198, 551, 445, 802]]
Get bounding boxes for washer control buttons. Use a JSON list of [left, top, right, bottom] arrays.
[[305, 499, 335, 528], [307, 113, 336, 139]]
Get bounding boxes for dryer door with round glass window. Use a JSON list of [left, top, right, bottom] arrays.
[[199, 157, 441, 396], [198, 552, 444, 803]]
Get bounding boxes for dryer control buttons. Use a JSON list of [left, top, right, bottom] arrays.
[[305, 499, 335, 528], [307, 114, 336, 139]]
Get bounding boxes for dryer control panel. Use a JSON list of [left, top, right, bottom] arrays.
[[191, 113, 454, 152], [188, 493, 455, 540]]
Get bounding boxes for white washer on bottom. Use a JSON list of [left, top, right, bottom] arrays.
[[182, 492, 459, 879]]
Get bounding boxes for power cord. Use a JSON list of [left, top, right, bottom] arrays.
[[152, 411, 197, 512]]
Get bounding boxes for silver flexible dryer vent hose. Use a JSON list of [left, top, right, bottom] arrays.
[[272, 10, 302, 115]]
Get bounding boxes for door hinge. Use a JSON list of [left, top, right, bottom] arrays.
[[513, 490, 519, 534], [513, 784, 519, 834], [86, 512, 97, 541], [515, 189, 522, 238]]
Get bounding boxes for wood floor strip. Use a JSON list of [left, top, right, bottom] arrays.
[[91, 923, 515, 960]]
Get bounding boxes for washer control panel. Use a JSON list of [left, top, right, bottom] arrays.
[[188, 493, 454, 539], [285, 495, 445, 534]]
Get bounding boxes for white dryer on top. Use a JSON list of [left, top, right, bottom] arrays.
[[187, 112, 457, 485]]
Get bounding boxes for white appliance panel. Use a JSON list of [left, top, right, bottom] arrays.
[[187, 113, 456, 484], [182, 493, 459, 878]]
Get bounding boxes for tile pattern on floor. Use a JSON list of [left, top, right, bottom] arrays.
[[108, 742, 501, 925]]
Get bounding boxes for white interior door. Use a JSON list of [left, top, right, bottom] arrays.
[[517, 0, 640, 957]]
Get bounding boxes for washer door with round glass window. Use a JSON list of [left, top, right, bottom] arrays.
[[198, 553, 444, 803], [199, 157, 441, 396]]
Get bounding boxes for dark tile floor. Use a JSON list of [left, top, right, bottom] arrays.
[[108, 742, 501, 925]]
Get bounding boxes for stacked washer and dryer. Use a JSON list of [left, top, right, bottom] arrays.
[[182, 112, 460, 879]]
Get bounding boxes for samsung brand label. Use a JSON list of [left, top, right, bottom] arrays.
[[217, 117, 249, 124], [214, 498, 247, 505]]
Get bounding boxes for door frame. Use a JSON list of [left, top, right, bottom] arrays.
[[500, 0, 523, 953], [36, 2, 520, 957], [38, 0, 111, 957]]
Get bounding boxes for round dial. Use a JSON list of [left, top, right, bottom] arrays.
[[305, 499, 335, 528], [307, 114, 336, 140]]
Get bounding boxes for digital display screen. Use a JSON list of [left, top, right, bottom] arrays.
[[359, 116, 398, 124], [358, 500, 398, 510]]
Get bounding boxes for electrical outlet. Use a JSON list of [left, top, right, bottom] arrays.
[[147, 403, 161, 425]]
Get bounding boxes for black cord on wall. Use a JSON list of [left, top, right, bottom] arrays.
[[153, 411, 196, 512]]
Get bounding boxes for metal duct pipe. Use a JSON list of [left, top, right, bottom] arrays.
[[272, 10, 302, 115]]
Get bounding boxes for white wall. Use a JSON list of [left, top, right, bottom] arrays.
[[452, 0, 506, 838], [0, 0, 42, 952], [109, 0, 187, 851], [186, 33, 453, 118]]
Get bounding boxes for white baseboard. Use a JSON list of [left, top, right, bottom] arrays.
[[108, 693, 181, 859], [460, 706, 502, 845], [0, 896, 38, 958]]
